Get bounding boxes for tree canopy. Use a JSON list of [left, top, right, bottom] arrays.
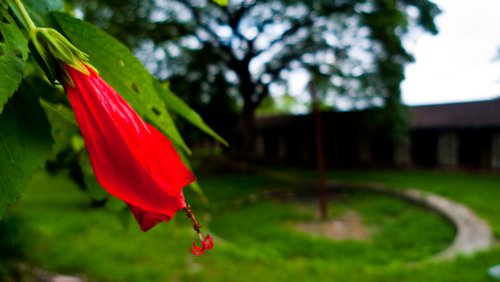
[[70, 0, 440, 150]]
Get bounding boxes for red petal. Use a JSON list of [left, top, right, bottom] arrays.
[[64, 65, 195, 229], [129, 204, 172, 232]]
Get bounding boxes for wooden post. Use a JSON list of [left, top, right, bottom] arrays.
[[309, 80, 328, 221]]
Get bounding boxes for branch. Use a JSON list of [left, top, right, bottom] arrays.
[[226, 0, 256, 31], [175, 0, 233, 56], [253, 2, 356, 57], [224, 0, 258, 58], [254, 17, 314, 57]]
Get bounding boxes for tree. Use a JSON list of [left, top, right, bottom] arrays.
[[70, 0, 440, 153]]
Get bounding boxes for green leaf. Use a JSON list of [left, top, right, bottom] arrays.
[[19, 75, 78, 156], [157, 83, 228, 146], [80, 151, 108, 201], [41, 100, 79, 158], [0, 10, 29, 113], [0, 88, 53, 217], [177, 149, 208, 204], [52, 12, 191, 154], [212, 0, 229, 6], [41, 100, 77, 126]]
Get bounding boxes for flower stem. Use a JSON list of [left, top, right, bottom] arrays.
[[12, 0, 38, 36], [184, 205, 202, 234]]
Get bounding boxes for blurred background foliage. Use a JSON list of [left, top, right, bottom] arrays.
[[66, 0, 441, 151]]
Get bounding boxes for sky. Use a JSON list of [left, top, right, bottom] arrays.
[[401, 0, 500, 106]]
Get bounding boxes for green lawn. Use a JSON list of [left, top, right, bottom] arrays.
[[4, 168, 500, 281]]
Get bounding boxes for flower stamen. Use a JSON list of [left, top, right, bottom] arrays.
[[185, 205, 213, 256]]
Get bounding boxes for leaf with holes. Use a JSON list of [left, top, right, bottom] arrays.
[[157, 82, 228, 146], [0, 10, 29, 113], [0, 86, 53, 218], [53, 12, 191, 154]]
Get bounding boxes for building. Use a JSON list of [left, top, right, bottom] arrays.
[[254, 98, 500, 170]]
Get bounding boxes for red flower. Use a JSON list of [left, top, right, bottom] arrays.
[[10, 0, 212, 252], [64, 64, 196, 231]]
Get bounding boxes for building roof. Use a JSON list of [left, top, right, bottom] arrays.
[[410, 98, 500, 129], [256, 98, 500, 131]]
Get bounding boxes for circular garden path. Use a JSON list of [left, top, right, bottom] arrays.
[[318, 182, 495, 260]]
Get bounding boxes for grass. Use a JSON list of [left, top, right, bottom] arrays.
[[5, 167, 500, 281], [294, 168, 500, 237]]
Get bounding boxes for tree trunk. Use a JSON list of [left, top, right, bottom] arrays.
[[239, 102, 257, 156], [234, 57, 259, 157]]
